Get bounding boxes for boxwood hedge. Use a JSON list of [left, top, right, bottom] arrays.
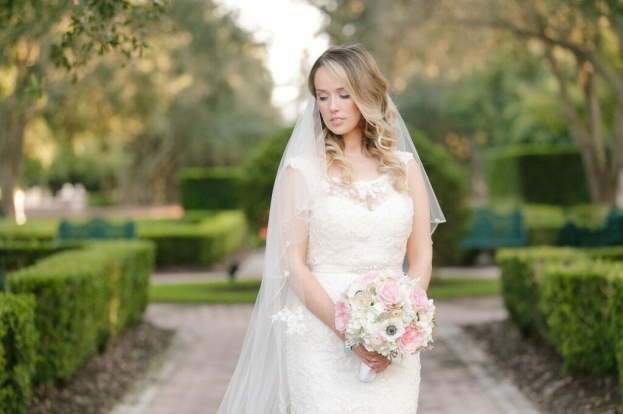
[[497, 246, 623, 392], [0, 293, 37, 414], [7, 240, 154, 385]]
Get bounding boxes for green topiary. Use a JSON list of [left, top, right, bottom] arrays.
[[496, 246, 582, 336], [177, 167, 243, 211], [408, 127, 469, 265], [0, 293, 37, 414], [540, 260, 620, 374], [239, 126, 468, 264], [7, 241, 154, 385], [239, 128, 292, 235], [486, 145, 590, 206]]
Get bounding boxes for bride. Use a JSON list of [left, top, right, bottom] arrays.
[[217, 44, 444, 414]]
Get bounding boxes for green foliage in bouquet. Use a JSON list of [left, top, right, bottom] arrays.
[[0, 293, 37, 414]]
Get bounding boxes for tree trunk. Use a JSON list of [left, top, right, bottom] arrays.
[[0, 76, 30, 218], [546, 49, 617, 205]]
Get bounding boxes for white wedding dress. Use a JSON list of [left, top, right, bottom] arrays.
[[285, 151, 421, 414]]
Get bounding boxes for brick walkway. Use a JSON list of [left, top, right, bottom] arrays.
[[111, 295, 540, 414]]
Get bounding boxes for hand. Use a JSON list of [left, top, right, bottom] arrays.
[[352, 345, 391, 373]]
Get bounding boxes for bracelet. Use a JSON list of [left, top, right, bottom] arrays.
[[343, 343, 353, 354]]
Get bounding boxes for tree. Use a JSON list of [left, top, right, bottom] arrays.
[[108, 0, 280, 203], [0, 0, 164, 216], [450, 0, 623, 204]]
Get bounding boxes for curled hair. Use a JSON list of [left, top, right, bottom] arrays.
[[308, 44, 407, 192]]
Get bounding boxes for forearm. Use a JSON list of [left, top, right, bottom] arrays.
[[407, 250, 432, 290], [406, 233, 433, 290], [285, 256, 341, 337]]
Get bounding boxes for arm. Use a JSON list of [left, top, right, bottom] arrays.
[[280, 165, 387, 371], [405, 159, 433, 290], [278, 164, 342, 338]]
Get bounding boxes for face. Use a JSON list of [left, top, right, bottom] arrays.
[[314, 66, 363, 140]]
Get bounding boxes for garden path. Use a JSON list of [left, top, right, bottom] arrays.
[[112, 252, 540, 414]]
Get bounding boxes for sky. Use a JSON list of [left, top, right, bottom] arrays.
[[214, 0, 329, 121]]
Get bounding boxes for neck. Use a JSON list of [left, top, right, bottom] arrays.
[[341, 130, 365, 157]]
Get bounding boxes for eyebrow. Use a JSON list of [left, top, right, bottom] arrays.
[[315, 88, 347, 93]]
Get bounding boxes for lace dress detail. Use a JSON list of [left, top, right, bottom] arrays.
[[285, 151, 421, 414]]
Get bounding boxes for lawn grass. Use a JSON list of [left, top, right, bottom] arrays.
[[149, 276, 501, 304], [150, 279, 262, 304], [428, 277, 501, 299]]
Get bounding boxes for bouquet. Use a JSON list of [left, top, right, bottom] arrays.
[[334, 270, 435, 382]]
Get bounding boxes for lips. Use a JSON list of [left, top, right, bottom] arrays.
[[331, 117, 345, 126]]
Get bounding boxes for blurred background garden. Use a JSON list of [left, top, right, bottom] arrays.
[[2, 0, 623, 413]]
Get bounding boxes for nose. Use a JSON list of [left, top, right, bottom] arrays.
[[329, 97, 339, 113]]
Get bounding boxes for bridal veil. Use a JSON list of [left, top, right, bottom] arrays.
[[216, 97, 445, 413]]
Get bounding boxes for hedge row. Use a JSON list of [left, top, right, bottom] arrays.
[[177, 167, 242, 210], [486, 145, 590, 206], [497, 246, 623, 392], [0, 240, 78, 273], [0, 212, 247, 269], [137, 211, 247, 268], [0, 293, 37, 414], [7, 240, 154, 385]]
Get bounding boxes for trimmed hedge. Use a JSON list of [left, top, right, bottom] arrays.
[[612, 274, 623, 393], [0, 213, 247, 270], [496, 247, 580, 336], [178, 167, 242, 210], [0, 293, 37, 414], [540, 260, 619, 374], [486, 145, 590, 206], [0, 240, 78, 273], [521, 204, 567, 246], [137, 211, 247, 268], [0, 219, 58, 242], [7, 241, 154, 384], [497, 246, 623, 392]]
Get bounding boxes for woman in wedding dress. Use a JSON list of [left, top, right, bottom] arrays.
[[217, 44, 444, 414]]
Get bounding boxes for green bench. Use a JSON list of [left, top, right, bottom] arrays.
[[557, 209, 623, 247], [55, 218, 136, 242], [461, 209, 527, 250]]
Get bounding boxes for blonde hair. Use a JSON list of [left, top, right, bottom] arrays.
[[308, 44, 407, 192]]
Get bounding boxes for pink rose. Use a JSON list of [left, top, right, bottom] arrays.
[[399, 325, 423, 353], [335, 300, 351, 333], [410, 287, 429, 309], [377, 280, 402, 307], [361, 272, 378, 283]]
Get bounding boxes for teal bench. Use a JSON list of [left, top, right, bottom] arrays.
[[461, 209, 527, 250], [557, 209, 623, 247], [55, 218, 136, 242]]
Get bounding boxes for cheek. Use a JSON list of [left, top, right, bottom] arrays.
[[347, 101, 362, 121]]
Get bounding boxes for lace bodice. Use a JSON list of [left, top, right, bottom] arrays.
[[299, 151, 415, 273]]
